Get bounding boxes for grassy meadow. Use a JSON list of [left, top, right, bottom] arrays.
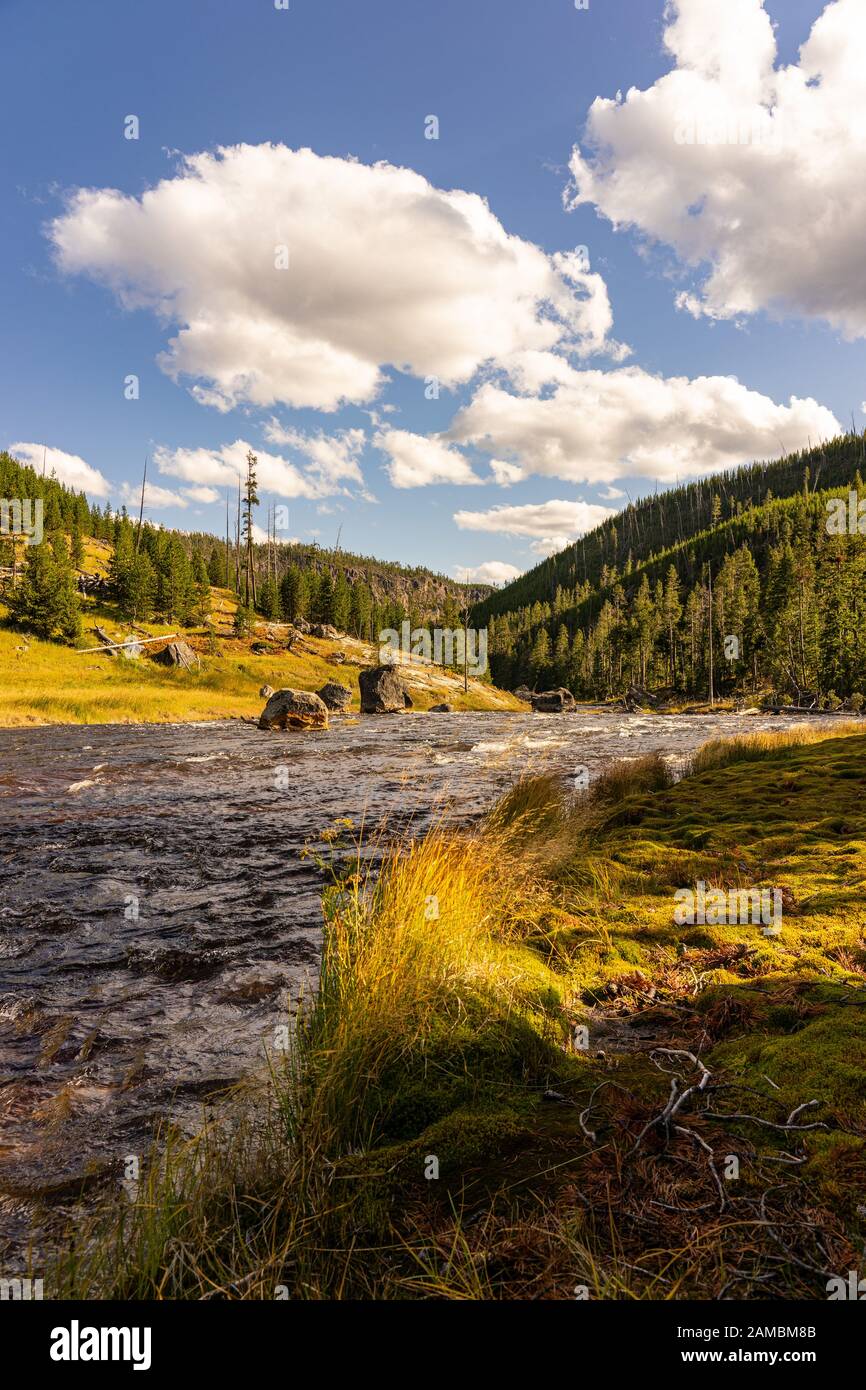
[[49, 723, 866, 1300], [0, 540, 521, 725]]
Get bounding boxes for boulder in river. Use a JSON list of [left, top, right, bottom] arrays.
[[359, 665, 414, 713], [622, 686, 659, 713], [531, 688, 576, 713], [153, 639, 200, 670], [318, 680, 352, 711], [428, 703, 453, 713], [258, 688, 329, 731]]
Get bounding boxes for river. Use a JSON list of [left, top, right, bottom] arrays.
[[0, 708, 830, 1264]]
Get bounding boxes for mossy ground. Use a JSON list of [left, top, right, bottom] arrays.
[[48, 728, 866, 1299]]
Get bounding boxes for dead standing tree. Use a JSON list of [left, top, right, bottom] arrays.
[[242, 449, 260, 610]]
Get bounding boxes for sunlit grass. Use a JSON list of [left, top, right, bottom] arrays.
[[47, 725, 866, 1299]]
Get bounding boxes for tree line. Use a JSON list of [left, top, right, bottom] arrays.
[[481, 470, 866, 705]]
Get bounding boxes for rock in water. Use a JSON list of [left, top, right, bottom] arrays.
[[318, 680, 352, 711], [531, 688, 576, 713], [428, 703, 453, 713], [359, 665, 414, 714], [153, 639, 199, 670], [259, 684, 275, 699], [258, 689, 329, 731]]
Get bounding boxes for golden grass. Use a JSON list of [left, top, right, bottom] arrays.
[[44, 723, 866, 1300], [686, 719, 864, 774], [0, 589, 520, 725]]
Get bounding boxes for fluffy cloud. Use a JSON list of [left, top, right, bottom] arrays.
[[119, 481, 188, 510], [375, 429, 483, 489], [263, 420, 366, 488], [454, 499, 616, 557], [49, 143, 618, 414], [569, 0, 866, 334], [449, 358, 841, 485], [567, 0, 866, 335], [182, 485, 221, 504], [9, 442, 111, 496], [153, 438, 344, 501], [454, 560, 523, 585]]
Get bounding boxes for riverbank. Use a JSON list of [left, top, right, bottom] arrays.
[[47, 721, 866, 1300], [0, 605, 521, 725]]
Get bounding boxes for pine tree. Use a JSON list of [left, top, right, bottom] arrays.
[[9, 542, 81, 641], [70, 523, 85, 570], [192, 551, 211, 621], [256, 576, 281, 621], [314, 571, 335, 625]]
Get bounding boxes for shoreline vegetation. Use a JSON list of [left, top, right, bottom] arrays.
[[0, 578, 521, 728], [49, 722, 866, 1300]]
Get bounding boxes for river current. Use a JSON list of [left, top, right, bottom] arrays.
[[0, 708, 829, 1264]]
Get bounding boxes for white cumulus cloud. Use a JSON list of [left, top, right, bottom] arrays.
[[153, 438, 341, 501], [567, 0, 866, 336], [375, 429, 484, 489], [454, 560, 523, 585], [449, 358, 840, 485], [454, 499, 617, 557], [49, 143, 619, 415], [118, 480, 189, 510], [9, 442, 111, 497]]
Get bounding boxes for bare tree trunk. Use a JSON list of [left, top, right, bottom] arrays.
[[135, 456, 148, 554], [707, 565, 715, 707]]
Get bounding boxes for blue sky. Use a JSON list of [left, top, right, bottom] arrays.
[[1, 0, 863, 582]]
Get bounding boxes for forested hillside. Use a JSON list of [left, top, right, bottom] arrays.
[[0, 450, 486, 643], [472, 433, 866, 704]]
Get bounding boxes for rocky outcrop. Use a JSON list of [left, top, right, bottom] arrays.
[[152, 639, 200, 671], [531, 688, 576, 713], [359, 665, 414, 714], [622, 686, 659, 713], [309, 623, 340, 640], [318, 680, 352, 711], [258, 689, 329, 731], [428, 703, 454, 713]]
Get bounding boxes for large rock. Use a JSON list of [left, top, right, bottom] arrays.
[[623, 686, 659, 713], [153, 639, 199, 670], [428, 703, 453, 713], [258, 688, 329, 731], [359, 665, 414, 714], [309, 623, 340, 640], [531, 688, 576, 713], [318, 680, 352, 711]]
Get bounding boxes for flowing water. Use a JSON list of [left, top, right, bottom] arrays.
[[0, 708, 830, 1264]]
